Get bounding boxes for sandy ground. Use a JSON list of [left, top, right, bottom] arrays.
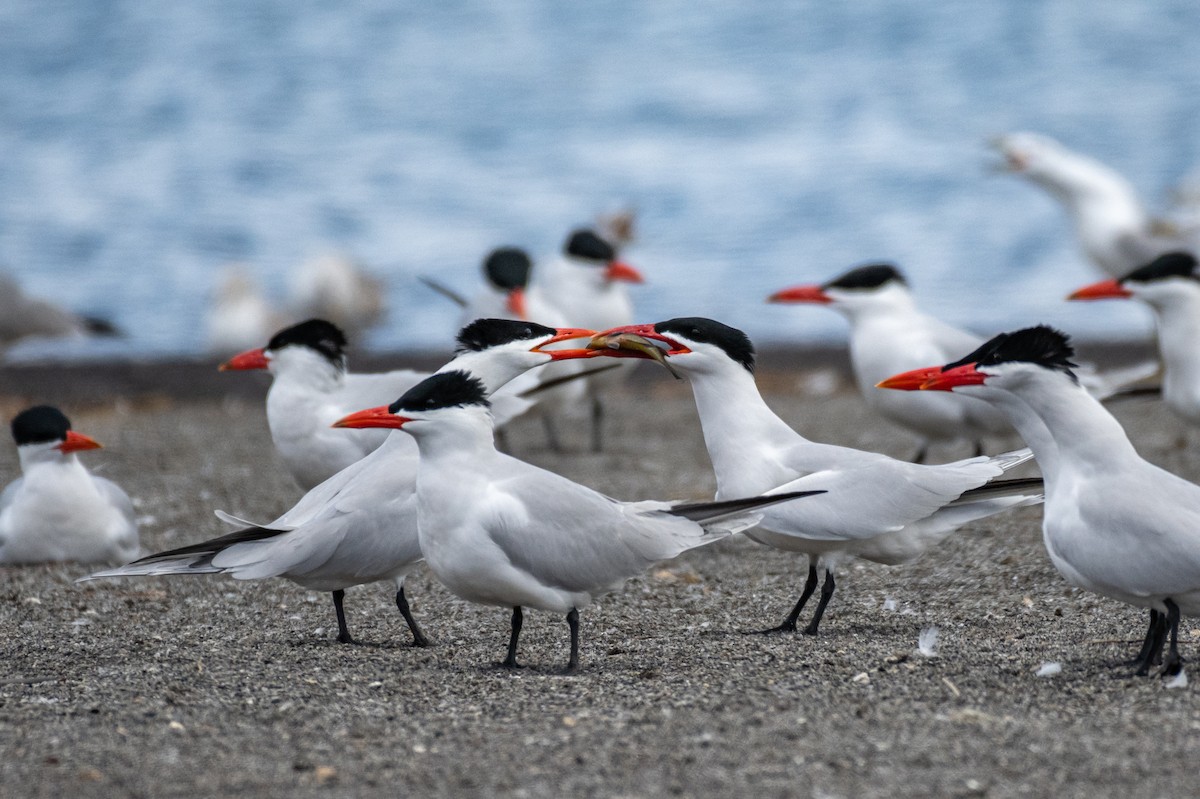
[[1, 363, 1198, 798]]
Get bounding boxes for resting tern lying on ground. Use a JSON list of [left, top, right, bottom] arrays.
[[769, 262, 1012, 461], [335, 370, 823, 673], [83, 320, 598, 647], [1, 406, 139, 565], [881, 325, 1200, 677], [565, 318, 1042, 636]]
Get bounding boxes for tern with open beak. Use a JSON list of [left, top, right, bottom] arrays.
[[565, 318, 1042, 637]]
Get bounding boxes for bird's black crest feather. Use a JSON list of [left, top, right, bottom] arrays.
[[390, 371, 491, 414], [1123, 251, 1198, 284], [483, 247, 532, 291], [944, 325, 1077, 380], [267, 319, 348, 364], [655, 317, 755, 373], [564, 229, 615, 263], [11, 405, 71, 446], [455, 318, 557, 353], [824, 263, 907, 291]]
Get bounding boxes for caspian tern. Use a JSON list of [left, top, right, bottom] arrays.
[[335, 369, 824, 672], [880, 325, 1200, 676], [83, 320, 601, 647], [0, 272, 119, 352], [459, 247, 534, 325], [1, 406, 139, 565], [529, 229, 645, 451], [769, 263, 1011, 461], [572, 318, 1042, 636], [992, 132, 1195, 277], [219, 318, 430, 490], [1069, 251, 1200, 424]]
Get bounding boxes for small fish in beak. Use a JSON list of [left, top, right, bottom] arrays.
[[588, 332, 682, 380]]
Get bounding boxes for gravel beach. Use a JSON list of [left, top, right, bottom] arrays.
[[1, 357, 1197, 799]]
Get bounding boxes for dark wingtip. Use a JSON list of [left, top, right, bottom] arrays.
[[81, 315, 121, 337]]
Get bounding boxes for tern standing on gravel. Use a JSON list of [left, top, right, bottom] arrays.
[[565, 318, 1041, 637], [769, 263, 1011, 461], [85, 320, 600, 647], [336, 370, 823, 672], [881, 325, 1200, 677]]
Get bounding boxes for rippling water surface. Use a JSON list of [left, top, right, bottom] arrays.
[[1, 1, 1198, 358]]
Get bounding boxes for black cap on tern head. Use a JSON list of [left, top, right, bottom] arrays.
[[655, 317, 756, 373], [11, 405, 71, 446], [389, 371, 491, 415], [824, 263, 908, 291], [483, 248, 532, 291], [944, 325, 1077, 380], [564, 229, 615, 263], [1123, 252, 1199, 285], [266, 319, 348, 364], [455, 318, 557, 354]]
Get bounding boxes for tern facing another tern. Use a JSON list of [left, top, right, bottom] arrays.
[[335, 369, 824, 673], [85, 320, 599, 647], [769, 263, 1011, 461], [1069, 251, 1200, 425], [1, 406, 139, 565], [219, 319, 430, 490], [568, 318, 1042, 636], [881, 325, 1200, 676]]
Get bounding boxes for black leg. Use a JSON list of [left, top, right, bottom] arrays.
[[1135, 609, 1169, 676], [1136, 609, 1169, 676], [590, 396, 604, 453], [1161, 599, 1184, 678], [802, 569, 837, 636], [912, 444, 929, 464], [972, 440, 984, 458], [752, 564, 819, 635], [541, 415, 564, 453], [1129, 609, 1161, 671], [395, 588, 429, 648], [332, 589, 355, 645], [501, 606, 524, 669], [563, 608, 580, 674]]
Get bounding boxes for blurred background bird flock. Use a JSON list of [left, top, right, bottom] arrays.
[[3, 1, 1200, 793]]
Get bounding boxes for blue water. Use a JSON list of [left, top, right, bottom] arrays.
[[1, 0, 1198, 358]]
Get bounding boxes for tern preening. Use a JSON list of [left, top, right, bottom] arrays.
[[219, 318, 430, 490], [336, 370, 823, 673], [83, 320, 601, 647], [991, 132, 1195, 277], [528, 229, 644, 452], [1069, 251, 1200, 424], [769, 263, 1011, 461], [569, 318, 1042, 637], [1, 406, 139, 565], [881, 325, 1200, 677]]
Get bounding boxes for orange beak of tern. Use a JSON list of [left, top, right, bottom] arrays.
[[58, 430, 103, 453], [532, 327, 605, 360], [506, 288, 528, 319], [604, 261, 644, 284], [219, 347, 270, 371], [874, 366, 943, 391], [767, 284, 833, 304], [1067, 278, 1133, 301], [333, 406, 412, 430], [878, 363, 990, 392]]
